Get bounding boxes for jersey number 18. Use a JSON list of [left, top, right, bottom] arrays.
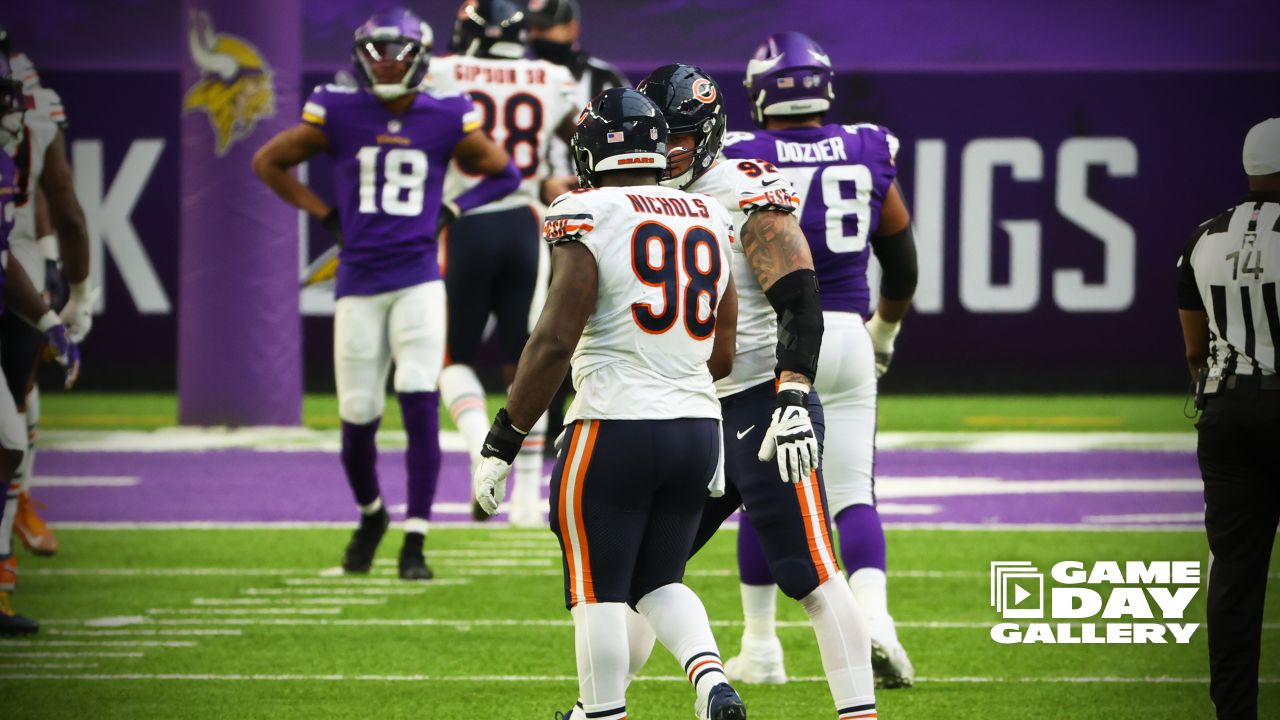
[[356, 146, 428, 217]]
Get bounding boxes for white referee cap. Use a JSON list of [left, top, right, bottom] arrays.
[[1243, 117, 1280, 176]]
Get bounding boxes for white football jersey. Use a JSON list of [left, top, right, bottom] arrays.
[[543, 186, 736, 422], [3, 88, 62, 290], [427, 55, 578, 214], [687, 158, 801, 397]]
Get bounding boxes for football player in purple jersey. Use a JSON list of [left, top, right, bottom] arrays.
[[0, 56, 81, 635], [721, 32, 919, 688], [253, 8, 520, 580]]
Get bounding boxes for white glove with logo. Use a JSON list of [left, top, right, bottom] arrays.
[[472, 409, 527, 516], [865, 312, 902, 379], [59, 283, 99, 344], [757, 382, 820, 484]]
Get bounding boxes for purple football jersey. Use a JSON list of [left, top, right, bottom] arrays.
[[302, 84, 477, 297], [723, 123, 899, 316], [0, 150, 16, 316]]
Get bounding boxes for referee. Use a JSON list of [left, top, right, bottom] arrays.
[[526, 0, 629, 200], [1178, 117, 1280, 720]]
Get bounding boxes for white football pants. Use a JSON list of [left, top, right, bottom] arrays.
[[334, 281, 446, 425], [813, 311, 878, 513]]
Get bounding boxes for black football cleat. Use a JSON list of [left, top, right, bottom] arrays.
[[341, 507, 389, 574], [398, 545, 434, 581], [704, 682, 747, 720], [0, 592, 39, 637]]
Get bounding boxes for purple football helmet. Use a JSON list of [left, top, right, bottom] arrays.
[[744, 31, 835, 126], [352, 8, 433, 100]]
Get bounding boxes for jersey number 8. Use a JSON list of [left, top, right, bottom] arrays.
[[631, 221, 722, 339], [356, 146, 428, 217]]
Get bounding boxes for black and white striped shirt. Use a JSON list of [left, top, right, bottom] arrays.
[[1178, 191, 1280, 376]]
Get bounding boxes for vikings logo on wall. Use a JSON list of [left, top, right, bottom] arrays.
[[182, 10, 276, 156]]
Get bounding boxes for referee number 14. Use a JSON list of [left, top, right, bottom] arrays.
[[1226, 245, 1264, 281]]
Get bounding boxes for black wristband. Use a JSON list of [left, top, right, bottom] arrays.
[[776, 387, 808, 410], [321, 209, 344, 246], [481, 408, 528, 464]]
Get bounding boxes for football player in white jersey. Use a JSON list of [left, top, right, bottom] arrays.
[[638, 65, 880, 720], [0, 30, 93, 562], [0, 53, 81, 636], [471, 87, 746, 720], [427, 0, 580, 527]]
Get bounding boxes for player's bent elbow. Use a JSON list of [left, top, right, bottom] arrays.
[[708, 356, 733, 382], [250, 147, 277, 182]]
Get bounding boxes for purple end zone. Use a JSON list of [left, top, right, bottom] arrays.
[[31, 448, 1203, 528]]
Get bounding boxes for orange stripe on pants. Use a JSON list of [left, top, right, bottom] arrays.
[[572, 421, 600, 603], [794, 470, 837, 585]]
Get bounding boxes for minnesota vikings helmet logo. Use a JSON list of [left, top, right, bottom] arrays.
[[182, 10, 276, 156]]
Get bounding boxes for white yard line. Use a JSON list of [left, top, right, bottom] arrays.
[[192, 597, 387, 606], [47, 616, 1270, 631], [47, 629, 241, 637], [0, 652, 145, 659], [242, 587, 429, 597], [0, 640, 195, 648], [0, 672, 1267, 684], [28, 475, 139, 488], [146, 608, 342, 616]]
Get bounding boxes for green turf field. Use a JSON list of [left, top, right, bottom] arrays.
[[40, 392, 1196, 433], [5, 527, 1277, 719]]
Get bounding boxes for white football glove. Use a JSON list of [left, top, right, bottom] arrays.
[[865, 312, 902, 379], [472, 455, 513, 516], [59, 283, 99, 344], [757, 382, 820, 484], [471, 409, 528, 516]]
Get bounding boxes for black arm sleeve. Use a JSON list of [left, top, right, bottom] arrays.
[[764, 269, 823, 380], [1177, 228, 1205, 311], [869, 225, 918, 301]]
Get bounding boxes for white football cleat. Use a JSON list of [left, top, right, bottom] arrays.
[[868, 613, 914, 689], [723, 633, 787, 684], [506, 479, 544, 529]]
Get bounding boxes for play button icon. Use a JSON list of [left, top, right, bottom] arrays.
[[1013, 584, 1031, 606]]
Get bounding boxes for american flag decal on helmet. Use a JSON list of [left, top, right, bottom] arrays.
[[606, 131, 625, 143]]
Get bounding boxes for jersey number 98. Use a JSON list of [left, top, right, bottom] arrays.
[[631, 221, 721, 339], [356, 146, 428, 217]]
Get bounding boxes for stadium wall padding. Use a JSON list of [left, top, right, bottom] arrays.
[[13, 0, 1278, 393]]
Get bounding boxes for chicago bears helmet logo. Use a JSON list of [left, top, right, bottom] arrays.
[[182, 10, 277, 156], [691, 78, 717, 104]]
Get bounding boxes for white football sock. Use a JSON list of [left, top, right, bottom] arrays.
[[1, 481, 18, 558], [12, 443, 33, 495], [848, 567, 889, 619], [438, 364, 489, 459], [20, 387, 37, 494], [800, 576, 876, 717], [571, 602, 630, 720], [626, 606, 656, 684], [637, 583, 727, 708], [512, 410, 547, 508], [739, 582, 778, 639], [402, 517, 429, 535], [359, 497, 384, 515]]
